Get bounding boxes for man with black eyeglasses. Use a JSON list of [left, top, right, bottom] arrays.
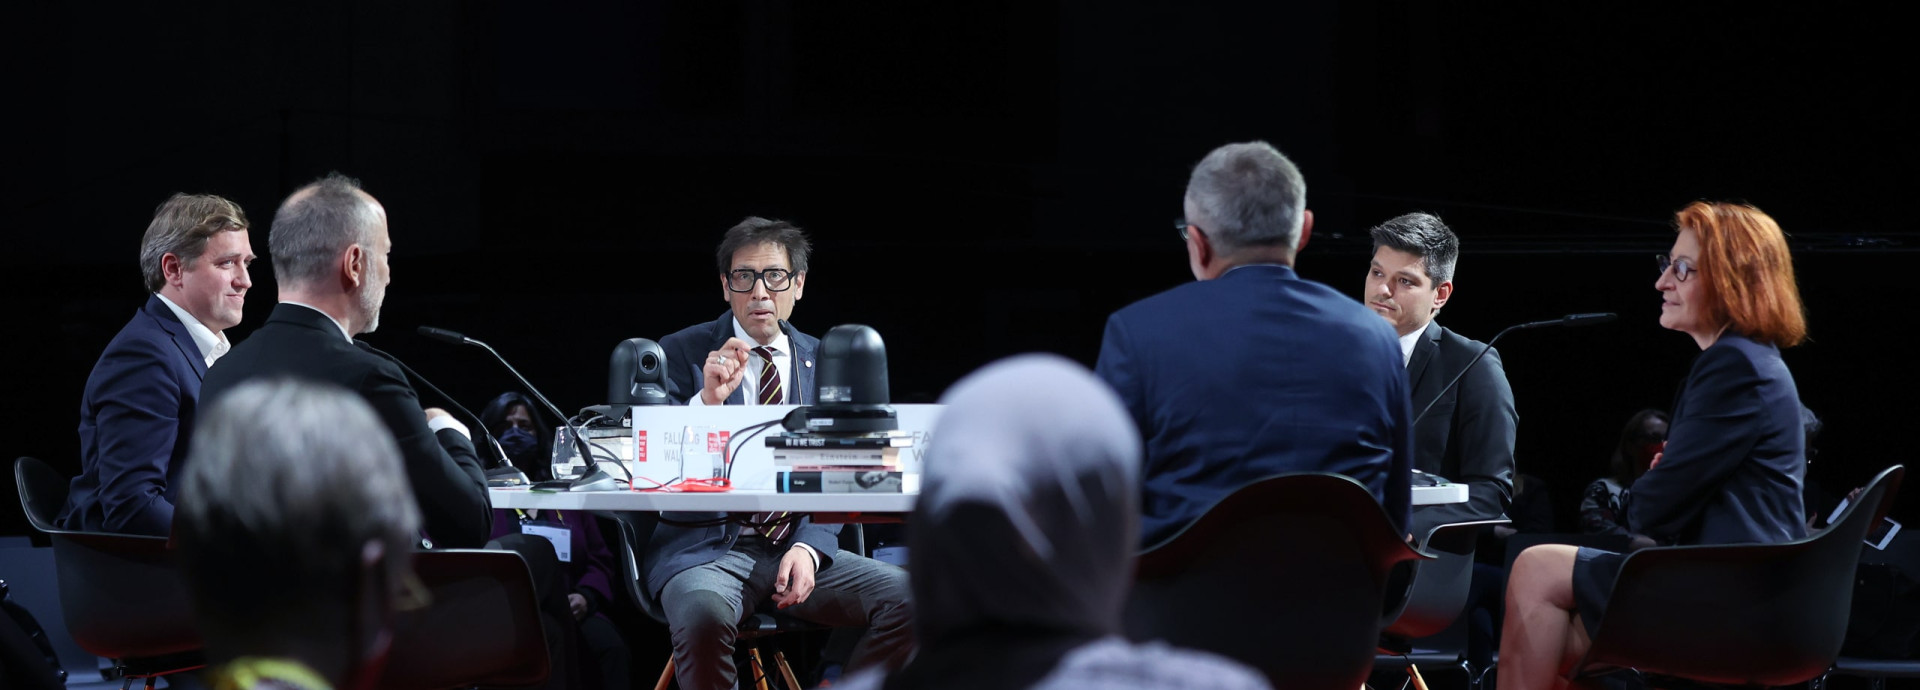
[[650, 217, 913, 690]]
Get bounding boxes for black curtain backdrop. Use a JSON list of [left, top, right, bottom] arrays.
[[6, 2, 1914, 537]]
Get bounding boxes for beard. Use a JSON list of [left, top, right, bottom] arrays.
[[358, 283, 385, 334], [357, 255, 387, 334]]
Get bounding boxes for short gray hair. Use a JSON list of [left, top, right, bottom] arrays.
[[1184, 141, 1307, 253], [1368, 212, 1459, 286], [269, 172, 381, 289], [137, 193, 249, 292], [176, 378, 420, 639]]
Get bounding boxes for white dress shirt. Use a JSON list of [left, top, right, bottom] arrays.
[[1398, 327, 1423, 367], [153, 292, 230, 368], [689, 317, 794, 406]]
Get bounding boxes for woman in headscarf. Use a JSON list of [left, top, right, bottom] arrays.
[[1498, 202, 1810, 689], [836, 354, 1269, 690]]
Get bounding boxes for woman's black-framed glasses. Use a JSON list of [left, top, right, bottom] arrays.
[[1654, 255, 1696, 282], [727, 268, 796, 293]]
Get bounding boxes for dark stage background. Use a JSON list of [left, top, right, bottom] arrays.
[[5, 2, 1915, 538]]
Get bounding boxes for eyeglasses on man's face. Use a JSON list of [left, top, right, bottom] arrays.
[[1175, 218, 1202, 242], [726, 268, 796, 293], [1655, 254, 1696, 282]]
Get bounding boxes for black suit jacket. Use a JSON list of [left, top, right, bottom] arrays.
[[643, 312, 838, 600], [199, 303, 493, 547], [1628, 332, 1807, 545], [1406, 321, 1518, 537]]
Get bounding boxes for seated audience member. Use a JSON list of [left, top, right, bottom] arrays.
[[480, 392, 554, 477], [836, 355, 1271, 690], [1096, 141, 1413, 548], [1579, 409, 1669, 536], [175, 378, 422, 690], [480, 392, 631, 690], [1498, 202, 1811, 689], [61, 193, 254, 535]]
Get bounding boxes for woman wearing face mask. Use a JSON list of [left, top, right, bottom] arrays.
[[480, 392, 630, 690], [1497, 202, 1811, 690]]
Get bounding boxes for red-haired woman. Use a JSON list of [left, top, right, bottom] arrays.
[[1497, 201, 1810, 689]]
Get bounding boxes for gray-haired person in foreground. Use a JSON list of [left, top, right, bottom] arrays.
[[176, 378, 422, 690], [835, 355, 1272, 690]]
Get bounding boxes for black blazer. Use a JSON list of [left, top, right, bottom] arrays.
[[1628, 332, 1807, 545], [1406, 321, 1518, 537], [199, 303, 493, 547], [643, 312, 838, 601]]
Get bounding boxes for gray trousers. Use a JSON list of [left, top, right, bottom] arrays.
[[660, 539, 913, 690]]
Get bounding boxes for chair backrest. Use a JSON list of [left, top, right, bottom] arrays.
[[1381, 518, 1509, 641], [13, 458, 204, 661], [1573, 464, 1905, 686], [601, 509, 668, 623], [1125, 472, 1430, 690], [53, 529, 203, 661], [14, 457, 67, 533], [382, 549, 552, 689]]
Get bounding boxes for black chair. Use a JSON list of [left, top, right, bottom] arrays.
[[1569, 464, 1905, 688], [1374, 518, 1509, 689], [601, 510, 824, 690], [12, 457, 205, 689], [381, 549, 552, 689], [1815, 657, 1920, 689], [1123, 472, 1432, 690]]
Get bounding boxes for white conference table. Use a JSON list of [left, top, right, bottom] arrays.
[[487, 482, 1467, 513]]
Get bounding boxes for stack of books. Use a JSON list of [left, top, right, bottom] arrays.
[[767, 431, 911, 493]]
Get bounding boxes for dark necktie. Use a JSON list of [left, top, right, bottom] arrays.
[[750, 346, 791, 541], [753, 346, 783, 405]]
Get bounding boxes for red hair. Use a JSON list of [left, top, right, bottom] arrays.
[[1675, 201, 1806, 348]]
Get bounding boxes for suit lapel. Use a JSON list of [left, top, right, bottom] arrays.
[[147, 296, 209, 379], [787, 323, 815, 405]]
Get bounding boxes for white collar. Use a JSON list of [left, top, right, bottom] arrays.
[[153, 292, 230, 365], [281, 301, 355, 342], [1398, 326, 1425, 367], [731, 316, 792, 356]]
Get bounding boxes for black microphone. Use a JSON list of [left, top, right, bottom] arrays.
[[1411, 313, 1616, 425], [416, 326, 629, 490]]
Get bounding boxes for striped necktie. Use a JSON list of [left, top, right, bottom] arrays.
[[753, 346, 783, 405], [753, 512, 795, 544]]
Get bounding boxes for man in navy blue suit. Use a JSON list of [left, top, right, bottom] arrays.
[[60, 193, 256, 535], [653, 218, 912, 690], [1096, 141, 1414, 548]]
